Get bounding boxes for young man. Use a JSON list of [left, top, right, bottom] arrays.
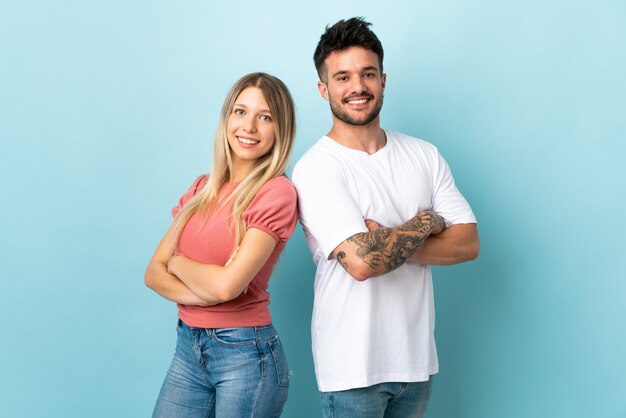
[[292, 17, 480, 417]]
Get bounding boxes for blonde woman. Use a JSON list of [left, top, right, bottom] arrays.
[[145, 72, 297, 417]]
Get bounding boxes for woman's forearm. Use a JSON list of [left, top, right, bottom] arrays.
[[167, 256, 240, 304], [167, 229, 277, 304], [145, 260, 215, 306]]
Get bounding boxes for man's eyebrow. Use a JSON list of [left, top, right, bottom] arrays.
[[330, 70, 349, 78], [330, 66, 380, 78]]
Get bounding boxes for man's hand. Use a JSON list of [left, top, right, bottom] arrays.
[[365, 219, 381, 231], [365, 210, 445, 234], [422, 210, 446, 235]]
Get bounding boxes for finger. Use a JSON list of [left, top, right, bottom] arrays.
[[365, 219, 380, 231]]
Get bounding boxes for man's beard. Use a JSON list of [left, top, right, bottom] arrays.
[[329, 93, 384, 126]]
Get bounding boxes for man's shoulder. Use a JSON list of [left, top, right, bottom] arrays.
[[387, 130, 435, 148], [386, 130, 440, 158], [293, 137, 344, 178]]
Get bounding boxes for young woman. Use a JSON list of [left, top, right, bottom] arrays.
[[145, 72, 297, 417]]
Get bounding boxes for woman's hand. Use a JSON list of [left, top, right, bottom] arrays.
[[167, 254, 180, 276], [144, 227, 214, 306]]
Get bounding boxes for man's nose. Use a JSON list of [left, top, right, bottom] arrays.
[[350, 76, 367, 94]]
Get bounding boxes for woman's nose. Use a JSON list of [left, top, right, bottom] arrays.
[[243, 116, 257, 133]]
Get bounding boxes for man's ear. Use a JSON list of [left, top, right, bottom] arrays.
[[381, 73, 387, 91], [317, 81, 329, 100]]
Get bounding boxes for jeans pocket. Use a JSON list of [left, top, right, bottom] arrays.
[[268, 334, 289, 387], [212, 327, 257, 346]]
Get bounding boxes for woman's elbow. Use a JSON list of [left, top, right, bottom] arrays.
[[144, 266, 157, 290], [211, 285, 242, 304], [210, 274, 246, 303]]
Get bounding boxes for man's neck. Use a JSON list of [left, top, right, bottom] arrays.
[[326, 119, 386, 155]]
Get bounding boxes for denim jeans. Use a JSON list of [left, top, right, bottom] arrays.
[[320, 378, 433, 418], [152, 320, 289, 418]]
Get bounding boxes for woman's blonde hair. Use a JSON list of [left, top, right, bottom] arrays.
[[173, 72, 296, 248]]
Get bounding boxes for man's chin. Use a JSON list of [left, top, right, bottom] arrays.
[[330, 100, 383, 126], [332, 111, 379, 126]]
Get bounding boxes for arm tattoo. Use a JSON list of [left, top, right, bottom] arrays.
[[338, 211, 445, 274], [336, 251, 348, 269]]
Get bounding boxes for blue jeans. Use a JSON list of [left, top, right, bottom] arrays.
[[152, 320, 289, 418], [320, 378, 433, 418]]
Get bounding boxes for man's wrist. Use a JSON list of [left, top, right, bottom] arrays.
[[428, 211, 446, 235]]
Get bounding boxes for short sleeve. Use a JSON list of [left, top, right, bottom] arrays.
[[292, 152, 368, 260], [171, 175, 207, 218], [430, 149, 477, 226], [242, 177, 298, 242]]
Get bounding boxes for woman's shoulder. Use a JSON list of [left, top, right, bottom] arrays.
[[196, 173, 210, 186], [260, 175, 296, 194], [244, 176, 298, 240], [251, 176, 297, 206], [184, 173, 209, 195]]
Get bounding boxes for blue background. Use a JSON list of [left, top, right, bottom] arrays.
[[1, 1, 625, 417]]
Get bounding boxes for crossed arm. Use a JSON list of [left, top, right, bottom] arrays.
[[410, 223, 479, 265], [331, 211, 479, 281], [144, 226, 277, 306]]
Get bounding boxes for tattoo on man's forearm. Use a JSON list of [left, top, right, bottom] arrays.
[[338, 211, 443, 274], [336, 251, 348, 269], [398, 211, 444, 234]]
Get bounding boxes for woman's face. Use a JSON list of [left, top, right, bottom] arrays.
[[227, 87, 276, 174]]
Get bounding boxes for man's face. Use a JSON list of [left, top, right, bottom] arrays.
[[318, 46, 386, 126]]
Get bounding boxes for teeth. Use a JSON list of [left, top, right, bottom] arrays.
[[237, 136, 259, 145], [348, 99, 368, 104]]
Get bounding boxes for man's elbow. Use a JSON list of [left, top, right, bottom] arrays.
[[346, 264, 375, 282], [332, 249, 376, 281], [466, 239, 480, 261], [350, 272, 371, 282]]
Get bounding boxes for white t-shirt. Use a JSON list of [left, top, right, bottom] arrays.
[[292, 130, 476, 392]]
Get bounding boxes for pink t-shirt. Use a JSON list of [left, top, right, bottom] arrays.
[[171, 175, 297, 328]]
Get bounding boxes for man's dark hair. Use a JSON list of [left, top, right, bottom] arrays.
[[313, 17, 384, 82]]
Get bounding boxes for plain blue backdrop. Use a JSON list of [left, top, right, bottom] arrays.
[[1, 1, 625, 417]]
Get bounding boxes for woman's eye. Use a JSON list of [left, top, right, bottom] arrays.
[[233, 108, 245, 115], [260, 115, 272, 122]]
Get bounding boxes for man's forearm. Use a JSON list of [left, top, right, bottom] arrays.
[[333, 210, 445, 281], [410, 223, 479, 265]]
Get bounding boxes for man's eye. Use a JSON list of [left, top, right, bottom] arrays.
[[337, 76, 348, 82]]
